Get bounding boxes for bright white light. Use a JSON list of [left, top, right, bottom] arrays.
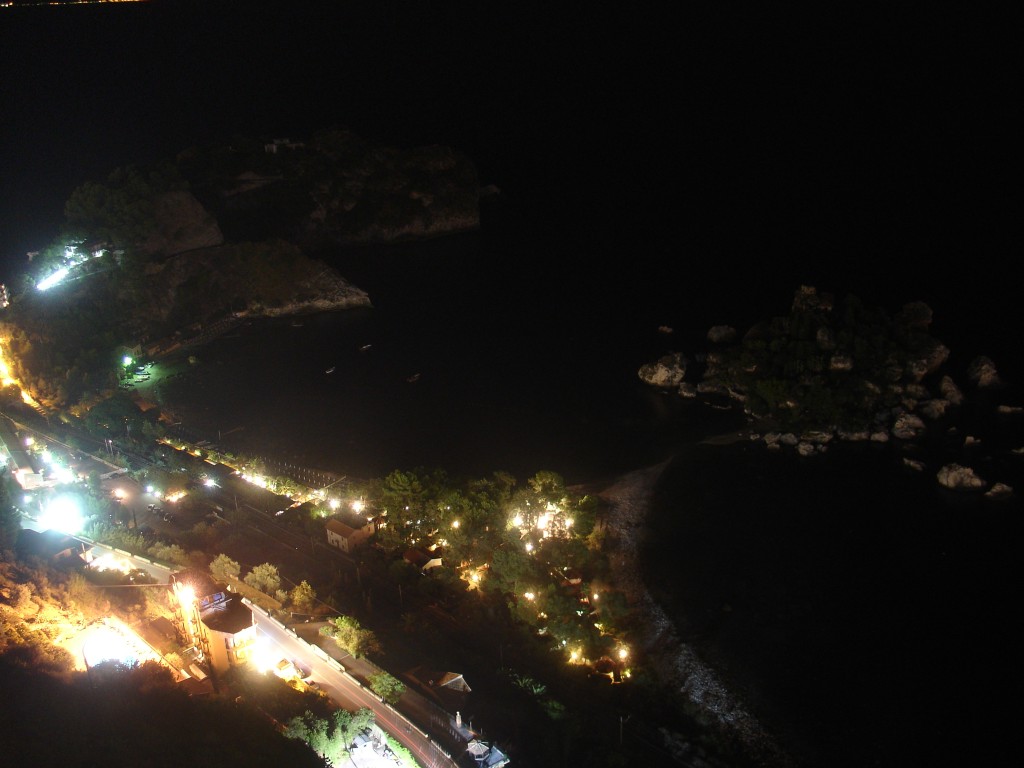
[[250, 637, 276, 673], [352, 499, 364, 513], [175, 583, 196, 610], [36, 267, 70, 291], [240, 473, 269, 489], [40, 495, 83, 534], [90, 552, 133, 574], [146, 485, 154, 493], [204, 478, 217, 488], [329, 499, 340, 510], [83, 625, 138, 668], [123, 356, 133, 366], [525, 542, 534, 553]]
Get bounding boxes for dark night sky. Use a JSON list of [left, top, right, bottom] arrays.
[[0, 2, 1017, 365]]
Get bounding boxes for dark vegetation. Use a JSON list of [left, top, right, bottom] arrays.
[[180, 127, 479, 246], [0, 654, 325, 768], [700, 289, 949, 432], [0, 126, 476, 412]]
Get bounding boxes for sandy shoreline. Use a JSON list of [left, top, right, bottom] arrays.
[[597, 453, 793, 767]]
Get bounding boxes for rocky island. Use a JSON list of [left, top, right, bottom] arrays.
[[639, 285, 1019, 498]]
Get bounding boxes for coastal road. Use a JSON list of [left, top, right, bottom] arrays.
[[251, 609, 459, 768]]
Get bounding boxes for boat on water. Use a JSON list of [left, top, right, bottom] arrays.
[[406, 373, 421, 383], [325, 367, 336, 374], [359, 344, 372, 352]]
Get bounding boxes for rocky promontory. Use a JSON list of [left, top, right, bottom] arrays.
[[0, 125, 482, 411], [639, 285, 1020, 499]]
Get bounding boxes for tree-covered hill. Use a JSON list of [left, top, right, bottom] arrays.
[[0, 125, 479, 412]]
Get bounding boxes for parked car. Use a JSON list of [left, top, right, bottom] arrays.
[[274, 659, 298, 679]]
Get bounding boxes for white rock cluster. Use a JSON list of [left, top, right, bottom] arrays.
[[936, 463, 986, 491]]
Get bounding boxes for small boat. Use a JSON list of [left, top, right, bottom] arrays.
[[325, 367, 336, 374], [359, 344, 373, 352], [406, 373, 421, 383]]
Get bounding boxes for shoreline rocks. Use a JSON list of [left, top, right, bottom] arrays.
[[638, 286, 1021, 498], [598, 461, 793, 767]]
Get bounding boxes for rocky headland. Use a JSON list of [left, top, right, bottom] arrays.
[[638, 285, 1020, 501], [1, 127, 482, 411]]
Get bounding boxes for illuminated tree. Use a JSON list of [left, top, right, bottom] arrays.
[[527, 470, 566, 502], [284, 710, 340, 764], [209, 554, 241, 583], [147, 542, 189, 567], [333, 707, 375, 749], [487, 546, 541, 598], [319, 615, 381, 658], [285, 707, 375, 763], [244, 562, 281, 595], [290, 580, 316, 613], [368, 671, 405, 705], [376, 469, 427, 548]]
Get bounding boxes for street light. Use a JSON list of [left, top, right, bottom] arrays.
[[39, 494, 83, 534]]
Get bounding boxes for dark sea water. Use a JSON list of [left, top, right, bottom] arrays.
[[157, 206, 736, 484], [647, 437, 1021, 767]]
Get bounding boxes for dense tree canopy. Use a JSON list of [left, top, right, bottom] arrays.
[[701, 290, 949, 430], [0, 655, 325, 768]]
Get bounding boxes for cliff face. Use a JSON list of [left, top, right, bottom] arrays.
[[140, 240, 371, 332]]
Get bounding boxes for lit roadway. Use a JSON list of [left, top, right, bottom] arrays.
[[4, 415, 465, 765], [251, 610, 459, 768]]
